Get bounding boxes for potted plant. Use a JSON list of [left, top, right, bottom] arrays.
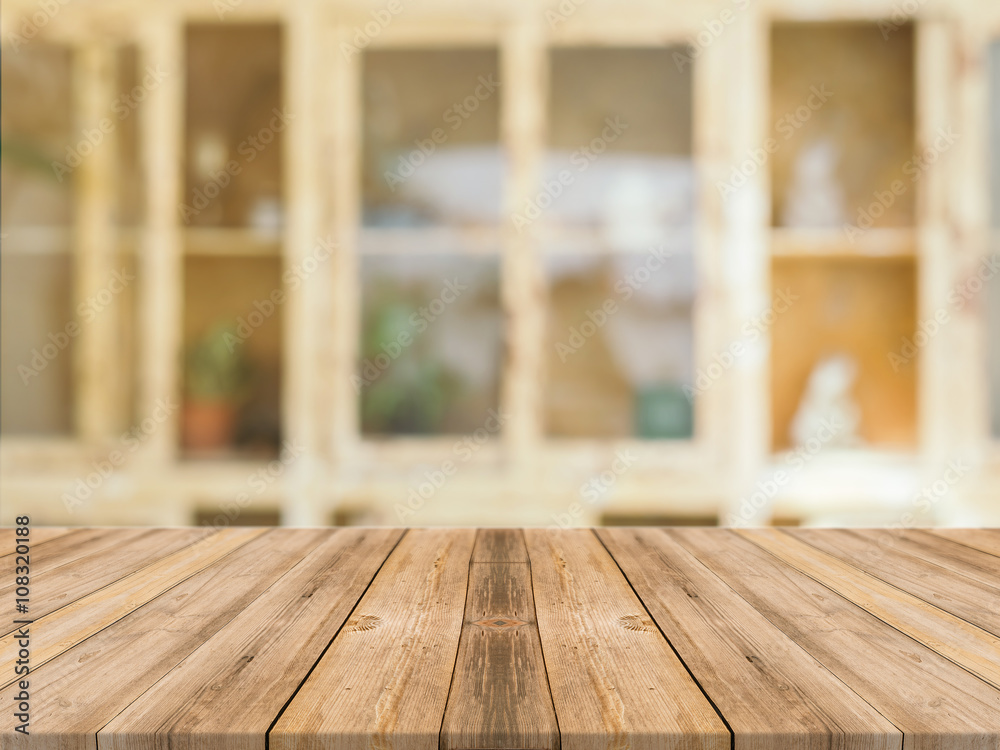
[[182, 322, 251, 451]]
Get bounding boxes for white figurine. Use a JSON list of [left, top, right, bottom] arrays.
[[781, 138, 847, 228], [790, 353, 862, 447]]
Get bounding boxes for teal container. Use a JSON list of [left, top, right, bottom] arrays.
[[635, 383, 693, 439]]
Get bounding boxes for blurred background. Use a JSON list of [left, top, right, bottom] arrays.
[[0, 0, 998, 528]]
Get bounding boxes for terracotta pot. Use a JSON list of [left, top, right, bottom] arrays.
[[182, 400, 238, 451]]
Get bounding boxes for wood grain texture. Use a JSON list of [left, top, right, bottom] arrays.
[[471, 528, 530, 563], [856, 529, 1000, 592], [269, 528, 476, 750], [679, 529, 1000, 750], [0, 529, 326, 750], [738, 528, 1000, 690], [0, 526, 72, 558], [99, 528, 403, 750], [30, 527, 75, 545], [4, 527, 1000, 749], [598, 527, 901, 750], [525, 528, 729, 750], [788, 528, 1000, 635], [0, 528, 147, 603], [0, 527, 265, 688], [0, 527, 216, 636], [927, 528, 1000, 558], [441, 529, 559, 750]]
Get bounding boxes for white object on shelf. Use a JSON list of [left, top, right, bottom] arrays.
[[781, 138, 847, 229], [790, 353, 862, 448]]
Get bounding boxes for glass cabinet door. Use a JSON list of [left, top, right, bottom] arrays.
[[1, 44, 76, 435], [542, 46, 696, 439], [359, 49, 504, 436]]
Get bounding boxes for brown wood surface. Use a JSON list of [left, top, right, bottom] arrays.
[[1, 527, 999, 749], [597, 527, 901, 750], [738, 528, 1000, 690], [853, 528, 1000, 592], [99, 528, 403, 750], [1, 529, 325, 750], [0, 527, 73, 559], [471, 528, 530, 563], [1, 526, 217, 637], [928, 528, 1000, 558], [525, 528, 729, 750], [269, 528, 476, 750], [441, 529, 558, 750], [0, 527, 265, 687], [676, 528, 1000, 750], [788, 527, 1000, 635], [0, 528, 150, 606]]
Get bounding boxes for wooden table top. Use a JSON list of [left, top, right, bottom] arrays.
[[2, 527, 999, 750]]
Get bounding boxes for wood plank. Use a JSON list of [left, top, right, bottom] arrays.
[[269, 528, 476, 750], [524, 528, 729, 750], [788, 528, 1000, 635], [98, 528, 403, 750], [928, 528, 1000, 558], [673, 528, 1000, 750], [0, 527, 266, 687], [737, 528, 1000, 689], [0, 527, 72, 556], [0, 529, 327, 750], [597, 527, 900, 750], [441, 529, 558, 750], [0, 528, 119, 607], [28, 527, 75, 546], [895, 529, 1000, 588], [0, 527, 216, 636], [0, 528, 139, 586], [471, 527, 529, 562]]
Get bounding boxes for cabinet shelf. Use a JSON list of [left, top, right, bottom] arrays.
[[358, 226, 500, 256], [770, 227, 915, 259], [184, 227, 282, 257]]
